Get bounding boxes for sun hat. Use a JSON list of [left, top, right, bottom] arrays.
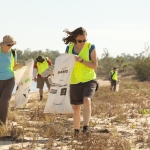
[[0, 35, 16, 46], [36, 55, 45, 62]]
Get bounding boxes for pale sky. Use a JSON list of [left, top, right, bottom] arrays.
[[0, 0, 150, 58]]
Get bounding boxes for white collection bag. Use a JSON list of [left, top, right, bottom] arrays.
[[44, 54, 76, 114], [116, 81, 120, 92], [13, 59, 34, 108], [41, 65, 54, 77]]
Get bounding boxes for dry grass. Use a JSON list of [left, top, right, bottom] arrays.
[[1, 77, 150, 149]]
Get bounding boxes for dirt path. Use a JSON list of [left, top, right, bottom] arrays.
[[96, 79, 110, 87]]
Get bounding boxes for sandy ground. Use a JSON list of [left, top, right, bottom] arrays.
[[0, 79, 111, 150], [1, 79, 148, 150]]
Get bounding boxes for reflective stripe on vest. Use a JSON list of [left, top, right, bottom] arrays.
[[68, 42, 96, 84], [37, 59, 49, 75]]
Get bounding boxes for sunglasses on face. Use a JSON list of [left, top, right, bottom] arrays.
[[7, 44, 14, 47], [76, 39, 87, 43]]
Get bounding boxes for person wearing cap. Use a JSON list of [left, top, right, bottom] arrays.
[[0, 35, 24, 125], [33, 55, 52, 101], [109, 67, 118, 92]]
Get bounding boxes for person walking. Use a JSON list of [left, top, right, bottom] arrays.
[[63, 27, 98, 136], [0, 35, 24, 125], [33, 55, 52, 101], [110, 67, 118, 92]]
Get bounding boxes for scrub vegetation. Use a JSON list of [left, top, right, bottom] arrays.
[[1, 44, 149, 149], [1, 76, 150, 149]]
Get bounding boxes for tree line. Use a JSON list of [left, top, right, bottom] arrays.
[[14, 44, 150, 81]]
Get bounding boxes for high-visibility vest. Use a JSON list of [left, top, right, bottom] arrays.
[[37, 59, 49, 75], [111, 70, 118, 80], [11, 50, 15, 71], [68, 42, 96, 84]]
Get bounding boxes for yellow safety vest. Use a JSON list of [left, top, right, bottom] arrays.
[[68, 42, 96, 84], [111, 70, 118, 80], [37, 59, 49, 75], [11, 50, 15, 71], [0, 48, 14, 72]]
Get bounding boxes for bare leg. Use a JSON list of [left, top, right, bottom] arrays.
[[39, 88, 43, 96], [39, 88, 43, 100], [73, 105, 81, 129], [114, 81, 117, 92], [110, 80, 113, 91], [83, 97, 91, 126]]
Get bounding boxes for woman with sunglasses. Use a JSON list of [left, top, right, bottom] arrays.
[[63, 27, 98, 137], [0, 35, 24, 125]]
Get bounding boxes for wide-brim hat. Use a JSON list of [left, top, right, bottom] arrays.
[[0, 35, 16, 46], [36, 55, 45, 62]]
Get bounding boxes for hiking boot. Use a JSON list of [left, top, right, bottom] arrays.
[[82, 125, 91, 136], [74, 129, 79, 138], [39, 96, 43, 101]]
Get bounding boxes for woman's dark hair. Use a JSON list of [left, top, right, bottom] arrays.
[[62, 27, 87, 44]]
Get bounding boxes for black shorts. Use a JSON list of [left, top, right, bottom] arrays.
[[70, 80, 98, 105]]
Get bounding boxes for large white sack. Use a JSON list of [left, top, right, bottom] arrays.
[[13, 59, 34, 108], [41, 65, 54, 77], [44, 53, 76, 114], [116, 81, 120, 92]]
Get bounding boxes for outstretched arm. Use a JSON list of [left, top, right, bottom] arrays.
[[13, 60, 25, 70]]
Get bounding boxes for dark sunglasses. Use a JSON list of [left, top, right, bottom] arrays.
[[76, 39, 87, 43], [7, 44, 14, 47]]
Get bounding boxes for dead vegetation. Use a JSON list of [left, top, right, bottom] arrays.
[[1, 77, 150, 149]]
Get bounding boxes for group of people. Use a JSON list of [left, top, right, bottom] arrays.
[[0, 27, 118, 137]]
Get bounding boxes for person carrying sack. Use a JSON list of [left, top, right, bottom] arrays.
[[110, 67, 118, 92], [33, 55, 52, 101], [63, 27, 98, 137], [0, 35, 24, 125]]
